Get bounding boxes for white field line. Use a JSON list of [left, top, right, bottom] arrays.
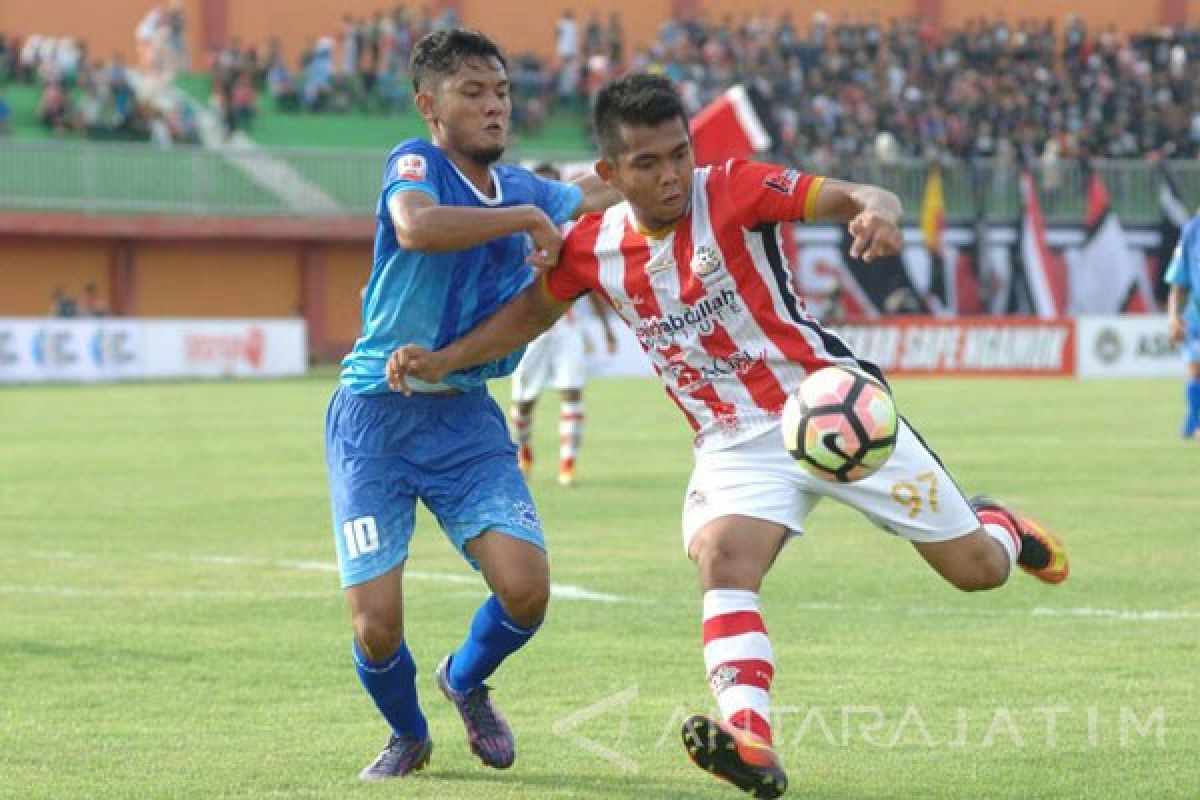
[[0, 585, 330, 600], [10, 551, 1200, 620], [15, 551, 635, 604]]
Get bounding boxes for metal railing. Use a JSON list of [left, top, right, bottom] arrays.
[[1, 139, 1197, 223]]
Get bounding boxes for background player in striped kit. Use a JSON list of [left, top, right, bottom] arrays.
[[511, 163, 620, 487], [385, 74, 1070, 799]]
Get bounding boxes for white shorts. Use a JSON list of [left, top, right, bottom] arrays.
[[681, 419, 980, 556], [511, 324, 587, 403]]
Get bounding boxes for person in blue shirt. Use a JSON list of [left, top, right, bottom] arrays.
[[1166, 211, 1200, 440], [326, 28, 615, 781]]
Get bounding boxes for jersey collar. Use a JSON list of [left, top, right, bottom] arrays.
[[444, 157, 504, 206]]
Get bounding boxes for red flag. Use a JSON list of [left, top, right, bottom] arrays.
[[1017, 173, 1068, 318], [689, 85, 772, 167]]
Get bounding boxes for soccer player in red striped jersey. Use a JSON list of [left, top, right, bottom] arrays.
[[385, 74, 1069, 798]]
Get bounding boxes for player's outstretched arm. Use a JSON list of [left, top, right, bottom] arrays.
[[387, 278, 569, 394], [807, 178, 904, 263], [388, 190, 562, 267]]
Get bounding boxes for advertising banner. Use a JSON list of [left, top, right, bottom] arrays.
[[0, 319, 307, 382], [1076, 315, 1180, 378], [834, 318, 1076, 376]]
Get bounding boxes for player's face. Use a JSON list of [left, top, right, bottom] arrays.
[[604, 118, 694, 230], [422, 56, 511, 166]]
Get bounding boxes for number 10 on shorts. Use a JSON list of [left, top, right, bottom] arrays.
[[342, 516, 380, 558]]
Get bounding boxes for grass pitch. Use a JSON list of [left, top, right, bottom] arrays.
[[1, 373, 1197, 799]]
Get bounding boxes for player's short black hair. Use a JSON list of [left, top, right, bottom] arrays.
[[410, 28, 508, 93], [593, 73, 689, 159]]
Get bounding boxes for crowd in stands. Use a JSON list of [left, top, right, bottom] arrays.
[[0, 3, 199, 147], [4, 7, 1200, 163], [210, 5, 463, 136], [620, 12, 1200, 169]]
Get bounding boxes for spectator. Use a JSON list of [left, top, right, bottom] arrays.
[[556, 10, 579, 64], [81, 283, 109, 317], [231, 70, 258, 130], [606, 12, 625, 67], [51, 287, 78, 318], [0, 33, 14, 81], [302, 37, 333, 111], [267, 50, 299, 111], [584, 11, 604, 57], [555, 8, 579, 108], [165, 0, 188, 71], [38, 79, 71, 133]]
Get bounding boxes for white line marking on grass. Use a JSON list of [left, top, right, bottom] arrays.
[[902, 604, 1200, 621], [16, 551, 1200, 618], [192, 554, 634, 602], [25, 554, 638, 604], [0, 585, 329, 600]]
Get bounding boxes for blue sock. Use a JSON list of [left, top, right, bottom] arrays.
[[1185, 381, 1200, 436], [352, 639, 428, 740], [447, 594, 541, 693]]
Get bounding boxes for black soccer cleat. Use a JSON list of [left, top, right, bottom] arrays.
[[682, 713, 788, 799]]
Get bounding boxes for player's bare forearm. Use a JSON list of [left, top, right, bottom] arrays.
[[809, 178, 904, 262], [1168, 285, 1189, 319], [388, 282, 568, 393], [1167, 285, 1190, 346], [809, 178, 902, 224], [388, 192, 551, 253], [572, 172, 622, 216], [443, 283, 566, 371]]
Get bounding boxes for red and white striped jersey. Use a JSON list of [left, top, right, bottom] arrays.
[[545, 159, 863, 453]]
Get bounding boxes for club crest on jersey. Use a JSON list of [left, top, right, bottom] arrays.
[[763, 169, 801, 195], [690, 245, 724, 281], [396, 154, 427, 182], [708, 664, 741, 693]]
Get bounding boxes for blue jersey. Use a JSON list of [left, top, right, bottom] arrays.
[[340, 139, 583, 394], [1165, 216, 1200, 324]]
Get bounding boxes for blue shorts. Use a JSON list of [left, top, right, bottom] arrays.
[[325, 386, 545, 588], [1185, 317, 1200, 364]]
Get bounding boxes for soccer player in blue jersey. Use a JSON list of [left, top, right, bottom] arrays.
[[1166, 210, 1200, 440], [325, 28, 615, 781]]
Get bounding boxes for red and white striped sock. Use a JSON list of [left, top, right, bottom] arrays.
[[980, 509, 1022, 567], [559, 401, 584, 472], [702, 589, 775, 744], [511, 406, 533, 460]]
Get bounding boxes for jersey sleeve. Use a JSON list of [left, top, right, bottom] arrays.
[[720, 159, 826, 227], [533, 174, 584, 226], [542, 221, 598, 303], [380, 141, 440, 208], [1164, 221, 1197, 290]]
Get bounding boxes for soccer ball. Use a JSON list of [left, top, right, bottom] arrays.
[[781, 365, 898, 483]]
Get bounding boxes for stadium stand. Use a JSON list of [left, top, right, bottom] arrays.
[[1, 11, 1199, 224]]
